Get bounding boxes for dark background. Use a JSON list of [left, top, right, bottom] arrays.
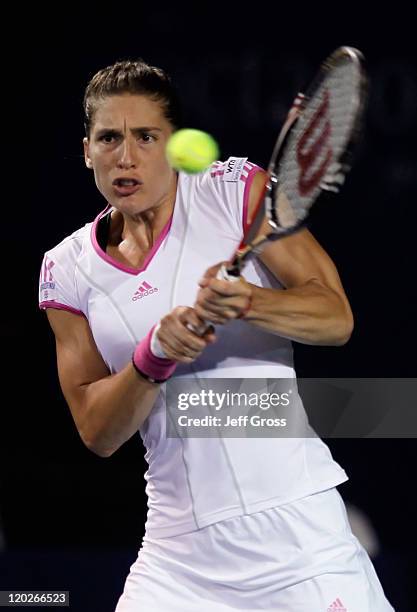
[[1, 8, 416, 611]]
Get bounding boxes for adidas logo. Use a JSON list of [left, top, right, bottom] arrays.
[[132, 281, 158, 301], [327, 598, 347, 612]]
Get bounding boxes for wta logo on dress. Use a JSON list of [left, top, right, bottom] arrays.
[[132, 281, 158, 301], [40, 258, 57, 301]]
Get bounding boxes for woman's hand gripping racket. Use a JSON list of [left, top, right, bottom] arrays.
[[193, 45, 367, 334]]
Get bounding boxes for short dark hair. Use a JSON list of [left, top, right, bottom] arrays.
[[83, 59, 183, 136]]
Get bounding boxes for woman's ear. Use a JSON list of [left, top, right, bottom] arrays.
[[83, 137, 93, 169]]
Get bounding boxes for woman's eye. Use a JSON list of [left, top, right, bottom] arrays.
[[99, 133, 118, 144], [140, 133, 155, 143]]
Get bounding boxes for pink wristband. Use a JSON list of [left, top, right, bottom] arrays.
[[132, 326, 177, 383]]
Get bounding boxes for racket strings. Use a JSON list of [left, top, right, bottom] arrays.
[[275, 58, 362, 228]]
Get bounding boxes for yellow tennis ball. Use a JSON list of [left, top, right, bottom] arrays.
[[166, 128, 219, 174]]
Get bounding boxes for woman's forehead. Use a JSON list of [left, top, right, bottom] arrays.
[[92, 94, 165, 128]]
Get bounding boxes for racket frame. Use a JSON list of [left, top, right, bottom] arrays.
[[224, 46, 368, 279]]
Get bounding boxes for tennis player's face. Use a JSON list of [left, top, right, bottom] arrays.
[[83, 94, 177, 216]]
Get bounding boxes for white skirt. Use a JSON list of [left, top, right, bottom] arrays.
[[115, 488, 394, 611]]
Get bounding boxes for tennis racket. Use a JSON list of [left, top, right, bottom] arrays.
[[217, 45, 367, 283]]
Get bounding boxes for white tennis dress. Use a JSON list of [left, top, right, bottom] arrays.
[[39, 159, 394, 611]]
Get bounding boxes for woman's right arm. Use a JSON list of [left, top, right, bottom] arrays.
[[46, 307, 213, 458]]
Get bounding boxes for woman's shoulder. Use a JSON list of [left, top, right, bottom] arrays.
[[43, 221, 91, 265], [190, 157, 262, 187]]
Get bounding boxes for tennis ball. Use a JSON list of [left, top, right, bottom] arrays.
[[166, 128, 219, 174]]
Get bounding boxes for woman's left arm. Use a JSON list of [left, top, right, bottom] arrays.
[[194, 171, 354, 346]]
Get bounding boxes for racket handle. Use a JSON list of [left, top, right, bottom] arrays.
[[150, 323, 169, 358], [216, 263, 240, 282], [186, 321, 212, 335], [187, 264, 239, 335]]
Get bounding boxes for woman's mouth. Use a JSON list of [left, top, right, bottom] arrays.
[[112, 178, 143, 196]]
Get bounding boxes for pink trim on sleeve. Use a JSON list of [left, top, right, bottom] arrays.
[[242, 165, 264, 234], [39, 301, 86, 318]]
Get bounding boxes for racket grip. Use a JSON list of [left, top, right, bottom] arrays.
[[187, 264, 239, 335], [216, 263, 240, 282], [150, 323, 168, 358], [186, 321, 212, 335]]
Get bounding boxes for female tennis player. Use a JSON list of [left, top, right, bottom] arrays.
[[39, 59, 394, 611]]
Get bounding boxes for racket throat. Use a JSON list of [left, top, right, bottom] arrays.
[[227, 237, 269, 276]]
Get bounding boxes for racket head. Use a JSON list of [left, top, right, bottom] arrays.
[[266, 46, 368, 236]]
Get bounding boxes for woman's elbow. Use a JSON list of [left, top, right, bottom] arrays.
[[80, 429, 117, 458], [333, 307, 354, 346]]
